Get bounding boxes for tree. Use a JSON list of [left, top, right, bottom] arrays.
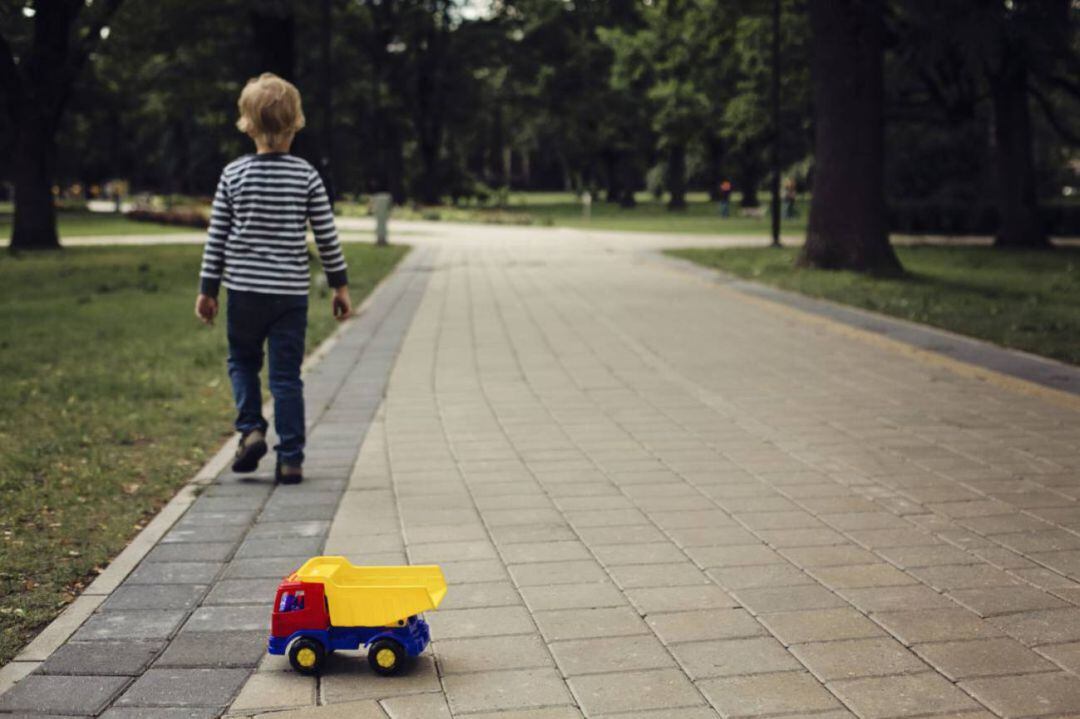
[[799, 0, 901, 273], [1, 0, 125, 250]]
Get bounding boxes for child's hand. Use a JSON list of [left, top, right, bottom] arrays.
[[332, 286, 352, 322], [195, 294, 218, 325]]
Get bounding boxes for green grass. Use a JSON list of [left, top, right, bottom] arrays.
[[0, 242, 408, 666], [0, 210, 192, 239], [339, 191, 808, 236], [667, 245, 1080, 366]]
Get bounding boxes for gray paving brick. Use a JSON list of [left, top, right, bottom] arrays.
[[914, 637, 1055, 679], [791, 638, 926, 681], [534, 607, 649, 642], [234, 536, 324, 559], [144, 542, 236, 563], [569, 668, 704, 715], [0, 675, 129, 716], [874, 609, 1004, 645], [100, 584, 207, 612], [202, 577, 280, 606], [38, 641, 163, 676], [671, 636, 800, 679], [646, 608, 764, 645], [435, 634, 553, 675], [183, 604, 267, 633], [759, 608, 885, 645], [99, 709, 221, 719], [443, 667, 572, 714], [699, 671, 839, 716], [223, 556, 302, 579], [154, 630, 266, 667], [71, 610, 186, 642], [830, 672, 980, 718], [550, 634, 674, 676], [115, 668, 249, 708], [125, 562, 222, 585]]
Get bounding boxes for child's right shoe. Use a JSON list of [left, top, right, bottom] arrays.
[[232, 429, 268, 473], [276, 461, 303, 485]]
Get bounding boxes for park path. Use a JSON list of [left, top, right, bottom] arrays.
[[3, 229, 1080, 718]]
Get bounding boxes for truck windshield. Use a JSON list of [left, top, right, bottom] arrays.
[[278, 591, 306, 613]]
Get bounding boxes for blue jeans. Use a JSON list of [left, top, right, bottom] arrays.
[[226, 290, 308, 466]]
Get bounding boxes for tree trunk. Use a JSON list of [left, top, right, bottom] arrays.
[[250, 9, 296, 80], [666, 143, 687, 210], [739, 161, 760, 207], [707, 137, 723, 201], [799, 0, 900, 274], [990, 57, 1047, 249], [10, 110, 60, 251]]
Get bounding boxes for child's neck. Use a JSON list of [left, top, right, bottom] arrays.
[[255, 141, 292, 154]]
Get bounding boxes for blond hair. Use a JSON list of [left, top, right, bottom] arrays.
[[236, 73, 306, 148]]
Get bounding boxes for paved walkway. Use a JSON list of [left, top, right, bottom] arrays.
[[3, 231, 1080, 718]]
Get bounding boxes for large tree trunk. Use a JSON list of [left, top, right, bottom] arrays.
[[990, 57, 1047, 249], [799, 0, 901, 274], [250, 9, 296, 80], [11, 113, 60, 251], [706, 137, 723, 201], [666, 143, 687, 210], [739, 161, 760, 208]]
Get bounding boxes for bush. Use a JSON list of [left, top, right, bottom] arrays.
[[888, 202, 1080, 237]]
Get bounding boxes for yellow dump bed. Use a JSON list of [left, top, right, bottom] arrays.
[[292, 556, 447, 627]]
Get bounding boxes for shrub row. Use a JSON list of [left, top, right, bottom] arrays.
[[126, 208, 208, 228]]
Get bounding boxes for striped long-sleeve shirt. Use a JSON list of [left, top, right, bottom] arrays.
[[199, 153, 347, 297]]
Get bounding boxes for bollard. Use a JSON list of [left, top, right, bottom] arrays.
[[372, 192, 392, 246]]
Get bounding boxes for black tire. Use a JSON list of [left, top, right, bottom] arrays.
[[288, 637, 325, 675], [368, 638, 405, 676]]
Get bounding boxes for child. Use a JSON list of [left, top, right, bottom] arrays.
[[194, 73, 351, 485]]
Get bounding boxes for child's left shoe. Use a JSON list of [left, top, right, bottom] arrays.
[[276, 461, 303, 485]]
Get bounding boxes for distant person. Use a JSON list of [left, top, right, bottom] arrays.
[[718, 180, 733, 218], [194, 73, 352, 485], [782, 177, 797, 219]]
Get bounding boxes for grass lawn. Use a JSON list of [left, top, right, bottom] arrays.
[[0, 210, 192, 239], [338, 191, 809, 236], [667, 245, 1080, 366], [0, 242, 409, 666]]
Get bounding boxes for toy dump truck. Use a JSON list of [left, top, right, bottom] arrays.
[[269, 556, 447, 676]]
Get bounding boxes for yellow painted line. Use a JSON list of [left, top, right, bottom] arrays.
[[662, 258, 1080, 412]]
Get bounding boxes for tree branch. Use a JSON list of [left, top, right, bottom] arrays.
[[70, 0, 124, 76], [1030, 83, 1080, 147]]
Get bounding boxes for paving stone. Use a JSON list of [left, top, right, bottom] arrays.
[[0, 675, 129, 715], [839, 585, 956, 613], [184, 604, 268, 633], [779, 545, 880, 568], [234, 536, 325, 559], [685, 545, 784, 569], [625, 585, 737, 614], [501, 541, 593, 564], [100, 709, 221, 719], [914, 637, 1055, 679], [699, 671, 839, 716], [791, 638, 927, 681], [569, 668, 704, 715], [508, 560, 609, 587], [246, 520, 330, 540], [830, 672, 980, 718], [381, 693, 452, 719], [443, 667, 572, 714], [608, 563, 712, 589], [1039, 641, 1080, 673], [909, 564, 1023, 590], [646, 608, 765, 645], [708, 563, 815, 590], [671, 636, 800, 679], [439, 559, 511, 584], [426, 606, 535, 639], [160, 524, 249, 544], [203, 578, 280, 606], [590, 709, 717, 719], [533, 607, 649, 642], [576, 525, 669, 545], [874, 608, 1004, 645], [464, 709, 583, 719], [992, 608, 1080, 645], [663, 526, 759, 548], [809, 563, 918, 589], [732, 585, 847, 614], [948, 586, 1070, 617], [435, 634, 553, 674], [115, 667, 249, 707], [319, 654, 441, 702], [144, 542, 237, 563], [228, 670, 314, 713], [71, 610, 186, 642], [37, 640, 162, 676], [224, 556, 303, 579], [520, 582, 627, 611], [550, 634, 674, 676], [125, 562, 223, 585], [759, 608, 885, 645], [101, 584, 207, 612], [154, 630, 266, 667]]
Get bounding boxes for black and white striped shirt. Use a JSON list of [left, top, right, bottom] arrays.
[[199, 153, 347, 297]]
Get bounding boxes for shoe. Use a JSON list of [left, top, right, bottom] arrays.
[[232, 429, 267, 473], [276, 461, 303, 485]]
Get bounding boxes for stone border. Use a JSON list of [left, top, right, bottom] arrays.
[[0, 254, 409, 695], [654, 250, 1080, 405]]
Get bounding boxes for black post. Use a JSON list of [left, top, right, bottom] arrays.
[[770, 0, 782, 247]]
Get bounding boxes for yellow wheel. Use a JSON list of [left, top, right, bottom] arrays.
[[368, 639, 405, 676], [288, 638, 325, 675]]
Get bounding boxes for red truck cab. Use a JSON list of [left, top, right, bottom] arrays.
[[272, 578, 329, 639]]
